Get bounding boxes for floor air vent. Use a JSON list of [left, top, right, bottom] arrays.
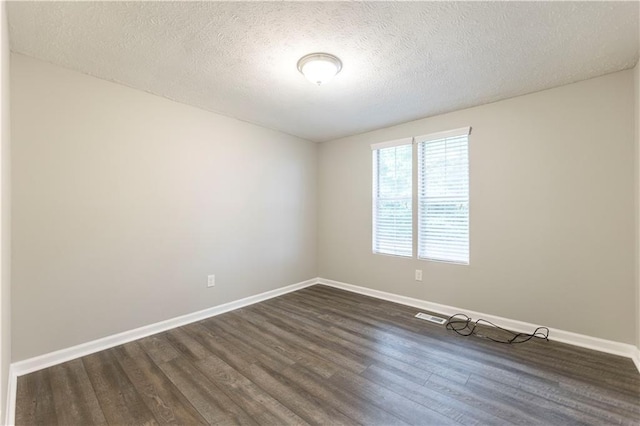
[[415, 312, 447, 325]]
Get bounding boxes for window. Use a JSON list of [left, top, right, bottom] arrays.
[[417, 128, 470, 264], [371, 139, 413, 257], [371, 128, 470, 264]]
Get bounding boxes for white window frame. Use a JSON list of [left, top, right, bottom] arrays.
[[371, 128, 470, 264], [416, 127, 470, 264], [371, 138, 413, 257]]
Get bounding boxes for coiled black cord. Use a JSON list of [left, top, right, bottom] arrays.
[[445, 313, 549, 344]]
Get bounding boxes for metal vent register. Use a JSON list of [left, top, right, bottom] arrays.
[[415, 312, 447, 325]]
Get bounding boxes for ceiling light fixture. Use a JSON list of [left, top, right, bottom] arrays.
[[297, 53, 342, 86]]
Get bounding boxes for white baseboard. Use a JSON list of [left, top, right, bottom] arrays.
[[4, 365, 15, 426], [633, 348, 640, 375], [317, 278, 640, 373]]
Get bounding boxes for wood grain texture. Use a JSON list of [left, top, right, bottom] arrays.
[[15, 369, 57, 425], [15, 285, 640, 425], [82, 350, 157, 425], [48, 359, 107, 426], [112, 341, 207, 425]]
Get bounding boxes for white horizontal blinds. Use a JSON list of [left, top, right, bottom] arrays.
[[417, 128, 469, 264], [372, 142, 413, 257]]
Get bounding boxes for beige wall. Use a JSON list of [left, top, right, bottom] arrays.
[[0, 0, 9, 420], [11, 54, 317, 361], [8, 49, 639, 365], [318, 70, 636, 344]]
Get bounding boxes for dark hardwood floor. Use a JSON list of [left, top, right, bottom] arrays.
[[16, 285, 640, 425]]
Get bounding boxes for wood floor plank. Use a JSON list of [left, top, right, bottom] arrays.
[[216, 311, 339, 379], [264, 296, 455, 384], [227, 311, 340, 378], [424, 373, 543, 424], [279, 363, 410, 426], [182, 322, 281, 375], [484, 372, 634, 425], [558, 378, 640, 417], [48, 359, 107, 425], [193, 355, 309, 426], [329, 368, 459, 425], [464, 373, 595, 425], [360, 364, 500, 425], [268, 294, 472, 384], [138, 334, 181, 365], [164, 327, 210, 362], [234, 306, 369, 374], [82, 349, 158, 425], [201, 315, 296, 371], [467, 360, 637, 424], [242, 362, 359, 425], [15, 369, 57, 426], [157, 355, 257, 425], [112, 341, 208, 425], [15, 285, 640, 426]]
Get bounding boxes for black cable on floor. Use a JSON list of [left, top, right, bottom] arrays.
[[445, 313, 549, 344]]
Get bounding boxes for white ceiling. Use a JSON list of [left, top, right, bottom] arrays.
[[7, 1, 640, 142]]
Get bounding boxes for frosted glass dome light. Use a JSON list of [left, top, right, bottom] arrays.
[[297, 53, 342, 85]]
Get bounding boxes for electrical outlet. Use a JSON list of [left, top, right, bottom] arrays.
[[415, 269, 423, 281], [207, 274, 215, 287]]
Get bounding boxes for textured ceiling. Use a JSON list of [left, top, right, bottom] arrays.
[[7, 1, 640, 142]]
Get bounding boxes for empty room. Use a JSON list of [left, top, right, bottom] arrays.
[[0, 1, 639, 425]]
